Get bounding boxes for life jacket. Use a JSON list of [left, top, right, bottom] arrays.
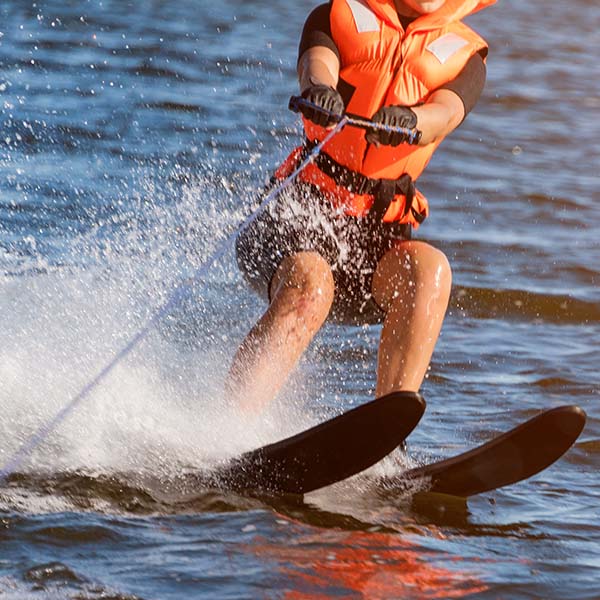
[[276, 0, 494, 227]]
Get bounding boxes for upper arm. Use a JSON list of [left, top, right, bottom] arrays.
[[417, 51, 487, 142], [297, 4, 339, 64], [297, 4, 341, 89], [437, 51, 487, 122]]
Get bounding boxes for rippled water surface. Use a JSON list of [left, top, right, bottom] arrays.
[[1, 0, 599, 598]]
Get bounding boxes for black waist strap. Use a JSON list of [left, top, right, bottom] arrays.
[[302, 141, 425, 223]]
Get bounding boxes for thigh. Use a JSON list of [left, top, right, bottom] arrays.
[[329, 219, 412, 324], [236, 184, 340, 302]]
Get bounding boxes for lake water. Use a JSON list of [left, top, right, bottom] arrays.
[[0, 0, 599, 598]]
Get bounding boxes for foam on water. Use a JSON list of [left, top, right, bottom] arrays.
[[0, 168, 321, 493], [0, 570, 135, 600]]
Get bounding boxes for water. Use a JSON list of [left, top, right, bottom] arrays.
[[0, 0, 598, 597]]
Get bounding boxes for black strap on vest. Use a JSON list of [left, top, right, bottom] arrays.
[[301, 140, 426, 224]]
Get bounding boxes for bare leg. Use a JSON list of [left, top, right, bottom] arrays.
[[371, 241, 452, 396], [228, 251, 335, 412]]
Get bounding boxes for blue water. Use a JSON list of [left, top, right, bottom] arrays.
[[1, 0, 599, 598]]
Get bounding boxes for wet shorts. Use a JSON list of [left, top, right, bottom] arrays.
[[236, 182, 411, 324]]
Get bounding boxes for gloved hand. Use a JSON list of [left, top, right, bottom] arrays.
[[299, 84, 344, 127], [365, 105, 420, 146]]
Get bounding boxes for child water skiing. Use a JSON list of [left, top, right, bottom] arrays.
[[230, 0, 494, 411]]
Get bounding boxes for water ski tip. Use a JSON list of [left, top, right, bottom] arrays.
[[217, 391, 426, 495], [402, 404, 586, 498]]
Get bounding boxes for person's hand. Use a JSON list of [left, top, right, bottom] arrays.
[[299, 84, 344, 127], [365, 105, 419, 146]]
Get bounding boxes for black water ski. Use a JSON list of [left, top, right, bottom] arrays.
[[214, 391, 425, 495], [399, 405, 586, 497]]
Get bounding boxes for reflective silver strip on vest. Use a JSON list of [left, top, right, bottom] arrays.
[[346, 0, 380, 33], [426, 33, 469, 64]]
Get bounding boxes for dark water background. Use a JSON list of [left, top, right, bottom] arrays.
[[1, 0, 599, 598]]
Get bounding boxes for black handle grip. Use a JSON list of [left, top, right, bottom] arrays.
[[288, 95, 422, 145], [288, 95, 342, 123]]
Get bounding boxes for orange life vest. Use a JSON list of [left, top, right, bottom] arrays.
[[277, 0, 494, 227]]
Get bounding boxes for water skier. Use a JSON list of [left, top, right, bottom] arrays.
[[231, 0, 494, 411]]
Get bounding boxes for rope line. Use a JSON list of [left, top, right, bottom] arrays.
[[0, 118, 349, 482]]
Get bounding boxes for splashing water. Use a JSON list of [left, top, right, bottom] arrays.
[[0, 164, 328, 489]]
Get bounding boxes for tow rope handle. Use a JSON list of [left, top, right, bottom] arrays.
[[288, 95, 422, 146]]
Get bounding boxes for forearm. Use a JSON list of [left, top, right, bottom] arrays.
[[411, 89, 466, 145], [297, 47, 340, 92]]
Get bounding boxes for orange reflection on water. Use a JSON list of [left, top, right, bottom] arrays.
[[248, 529, 487, 599]]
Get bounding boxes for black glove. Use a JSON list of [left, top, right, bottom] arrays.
[[299, 84, 344, 127], [365, 105, 420, 146]]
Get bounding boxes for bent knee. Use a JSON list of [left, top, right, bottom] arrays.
[[372, 242, 452, 310], [270, 251, 335, 315]]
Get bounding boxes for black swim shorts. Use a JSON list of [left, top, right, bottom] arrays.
[[236, 182, 411, 324]]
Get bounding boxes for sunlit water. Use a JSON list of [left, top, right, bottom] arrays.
[[0, 0, 598, 598]]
